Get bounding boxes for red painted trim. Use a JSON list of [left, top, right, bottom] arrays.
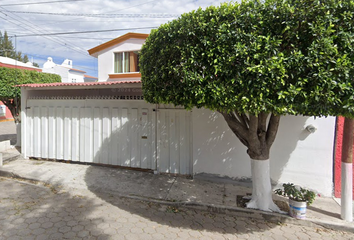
[[334, 116, 354, 199], [0, 101, 14, 120], [0, 63, 42, 72]]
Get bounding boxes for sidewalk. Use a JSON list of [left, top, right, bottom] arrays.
[[0, 148, 353, 233]]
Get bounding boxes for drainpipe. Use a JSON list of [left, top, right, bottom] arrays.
[[340, 117, 353, 222]]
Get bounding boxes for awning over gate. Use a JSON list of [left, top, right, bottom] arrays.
[[17, 80, 142, 90]]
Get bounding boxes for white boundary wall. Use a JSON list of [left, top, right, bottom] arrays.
[[21, 87, 336, 196], [192, 108, 336, 196]]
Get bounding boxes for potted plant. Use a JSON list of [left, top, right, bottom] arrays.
[[275, 183, 316, 219]]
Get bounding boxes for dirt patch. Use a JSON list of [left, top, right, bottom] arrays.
[[236, 195, 289, 212]]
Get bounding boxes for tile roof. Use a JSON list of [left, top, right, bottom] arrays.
[[88, 32, 149, 57], [0, 62, 42, 72], [69, 68, 86, 73], [84, 74, 98, 79], [18, 80, 141, 88]]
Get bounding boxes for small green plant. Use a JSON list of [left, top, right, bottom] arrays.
[[275, 183, 316, 206]]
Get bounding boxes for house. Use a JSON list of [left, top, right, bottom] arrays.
[[42, 57, 97, 83], [0, 56, 41, 121], [19, 32, 337, 197]]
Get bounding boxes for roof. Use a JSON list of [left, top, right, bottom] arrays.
[[88, 32, 149, 57], [84, 74, 98, 79], [18, 80, 141, 89], [68, 68, 86, 73], [0, 56, 42, 72]]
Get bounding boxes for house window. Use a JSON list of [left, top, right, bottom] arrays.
[[114, 51, 139, 73]]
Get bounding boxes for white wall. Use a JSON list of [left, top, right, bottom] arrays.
[[192, 108, 336, 196], [68, 71, 85, 83], [97, 38, 146, 82]]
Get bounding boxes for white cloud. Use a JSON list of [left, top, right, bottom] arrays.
[[0, 0, 226, 77]]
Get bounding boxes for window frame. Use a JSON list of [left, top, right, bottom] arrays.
[[114, 51, 140, 74]]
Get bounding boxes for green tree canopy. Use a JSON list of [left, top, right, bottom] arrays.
[[141, 0, 354, 118], [0, 68, 60, 123], [0, 31, 15, 59], [0, 31, 38, 65], [140, 0, 354, 161]]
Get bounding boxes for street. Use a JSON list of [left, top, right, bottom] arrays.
[[0, 177, 353, 240]]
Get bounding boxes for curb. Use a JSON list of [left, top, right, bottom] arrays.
[[0, 169, 352, 233]]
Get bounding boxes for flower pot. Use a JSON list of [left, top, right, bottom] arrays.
[[289, 199, 307, 219]]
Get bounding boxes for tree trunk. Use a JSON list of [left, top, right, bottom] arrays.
[[340, 117, 353, 222], [246, 158, 282, 212], [219, 111, 282, 212], [0, 97, 21, 146]]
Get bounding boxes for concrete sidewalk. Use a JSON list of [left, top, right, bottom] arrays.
[[0, 149, 353, 233]]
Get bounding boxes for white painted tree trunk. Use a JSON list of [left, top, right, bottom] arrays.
[[15, 122, 21, 147], [246, 158, 282, 212], [341, 162, 353, 222]]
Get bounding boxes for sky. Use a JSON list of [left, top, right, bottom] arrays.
[[0, 0, 227, 78]]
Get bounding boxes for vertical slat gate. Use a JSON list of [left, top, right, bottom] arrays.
[[157, 109, 192, 175], [48, 107, 56, 159], [25, 99, 160, 172], [63, 107, 71, 160], [41, 107, 48, 159], [71, 107, 79, 161], [111, 108, 119, 165]]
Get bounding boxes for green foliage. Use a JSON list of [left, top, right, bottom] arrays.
[[140, 0, 354, 117], [0, 31, 39, 65], [275, 183, 316, 205], [0, 67, 60, 99], [0, 31, 15, 59], [0, 67, 60, 122]]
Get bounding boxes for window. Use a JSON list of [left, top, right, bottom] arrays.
[[114, 51, 139, 73]]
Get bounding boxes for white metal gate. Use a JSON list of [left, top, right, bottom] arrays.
[[24, 99, 156, 170], [23, 99, 193, 174], [157, 108, 192, 175]]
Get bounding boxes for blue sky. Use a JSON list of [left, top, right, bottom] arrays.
[[0, 0, 226, 78]]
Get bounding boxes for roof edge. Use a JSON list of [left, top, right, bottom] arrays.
[[88, 32, 149, 57]]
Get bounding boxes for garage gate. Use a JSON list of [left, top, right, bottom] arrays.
[[23, 98, 192, 175]]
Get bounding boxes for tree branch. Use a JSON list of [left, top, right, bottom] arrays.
[[235, 112, 248, 129], [218, 111, 250, 147], [258, 112, 268, 141], [266, 114, 281, 147]]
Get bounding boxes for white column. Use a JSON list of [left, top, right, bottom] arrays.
[[341, 162, 353, 222]]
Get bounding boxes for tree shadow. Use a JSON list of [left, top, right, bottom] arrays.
[[192, 109, 334, 196], [84, 163, 283, 235], [80, 108, 332, 235], [0, 177, 111, 239]]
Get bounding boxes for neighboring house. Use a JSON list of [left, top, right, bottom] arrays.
[[20, 32, 337, 197], [0, 56, 41, 121], [88, 32, 146, 82], [42, 57, 97, 83]]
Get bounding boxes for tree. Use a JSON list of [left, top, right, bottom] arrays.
[[0, 67, 60, 145], [0, 31, 39, 66], [23, 54, 29, 63], [15, 51, 23, 62], [140, 0, 354, 211], [0, 31, 15, 58]]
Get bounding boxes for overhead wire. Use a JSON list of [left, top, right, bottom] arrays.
[[3, 11, 181, 18], [0, 6, 90, 57], [0, 0, 84, 7], [16, 26, 157, 37]]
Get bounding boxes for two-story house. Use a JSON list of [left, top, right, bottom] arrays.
[[88, 32, 147, 82], [19, 32, 337, 197]]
